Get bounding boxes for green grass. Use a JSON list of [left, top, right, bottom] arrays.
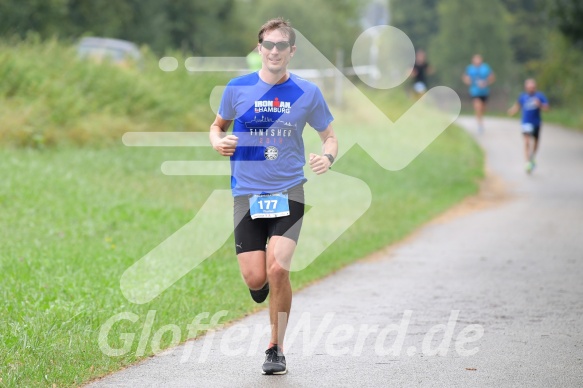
[[0, 38, 484, 387], [541, 107, 583, 131], [482, 107, 583, 132], [461, 103, 583, 132], [0, 37, 226, 147], [0, 121, 482, 387]]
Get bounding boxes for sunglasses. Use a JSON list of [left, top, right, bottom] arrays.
[[261, 41, 291, 51]]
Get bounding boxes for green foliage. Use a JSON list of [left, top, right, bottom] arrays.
[[160, 0, 249, 55], [0, 0, 364, 58], [243, 0, 364, 64], [390, 0, 438, 51], [0, 0, 69, 37], [500, 0, 549, 65], [0, 0, 250, 55], [428, 0, 513, 92], [389, 0, 583, 125], [550, 0, 583, 47], [526, 32, 583, 127], [0, 37, 227, 147]]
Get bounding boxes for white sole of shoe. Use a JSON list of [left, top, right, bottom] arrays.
[[262, 368, 287, 375]]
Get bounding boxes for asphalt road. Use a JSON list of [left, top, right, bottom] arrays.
[[89, 117, 583, 387]]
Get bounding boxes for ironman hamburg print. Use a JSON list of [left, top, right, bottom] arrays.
[[254, 97, 291, 113]]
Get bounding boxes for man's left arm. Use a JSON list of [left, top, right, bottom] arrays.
[[309, 124, 338, 175], [487, 67, 496, 86], [539, 94, 550, 111]]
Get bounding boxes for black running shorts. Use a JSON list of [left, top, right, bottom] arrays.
[[523, 124, 541, 140], [233, 183, 305, 255], [472, 95, 488, 103]]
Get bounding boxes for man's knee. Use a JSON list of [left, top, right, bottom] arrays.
[[242, 272, 267, 290], [268, 236, 296, 272], [237, 251, 267, 289], [267, 262, 289, 284]]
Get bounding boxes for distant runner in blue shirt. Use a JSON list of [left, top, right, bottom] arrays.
[[508, 78, 549, 174], [463, 54, 496, 133], [209, 17, 337, 375]]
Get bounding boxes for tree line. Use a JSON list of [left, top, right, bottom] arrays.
[[391, 0, 583, 108], [0, 0, 362, 60], [1, 0, 582, 108], [0, 0, 252, 54]]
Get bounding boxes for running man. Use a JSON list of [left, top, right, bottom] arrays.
[[410, 49, 433, 97], [463, 54, 495, 133], [507, 78, 549, 173], [209, 18, 337, 375]]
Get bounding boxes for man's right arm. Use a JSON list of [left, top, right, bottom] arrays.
[[507, 101, 520, 116], [210, 115, 238, 156], [410, 65, 419, 78], [462, 68, 471, 86]]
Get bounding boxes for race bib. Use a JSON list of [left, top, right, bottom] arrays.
[[249, 192, 290, 219], [521, 123, 534, 133]]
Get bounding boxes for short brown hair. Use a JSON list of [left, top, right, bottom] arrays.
[[257, 17, 296, 45]]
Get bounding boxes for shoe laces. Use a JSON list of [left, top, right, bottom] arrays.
[[265, 345, 283, 362]]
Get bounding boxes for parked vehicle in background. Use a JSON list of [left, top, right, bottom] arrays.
[[77, 37, 142, 68]]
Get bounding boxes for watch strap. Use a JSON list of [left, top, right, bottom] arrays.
[[324, 153, 335, 165]]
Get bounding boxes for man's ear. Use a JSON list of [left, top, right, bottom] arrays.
[[257, 43, 262, 54], [290, 45, 296, 56]]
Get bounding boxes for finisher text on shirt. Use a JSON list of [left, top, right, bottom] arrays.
[[249, 128, 293, 137]]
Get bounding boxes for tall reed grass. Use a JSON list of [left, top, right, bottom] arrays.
[[0, 37, 227, 147]]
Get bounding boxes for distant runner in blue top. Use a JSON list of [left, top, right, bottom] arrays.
[[209, 17, 337, 375], [508, 78, 549, 174], [462, 54, 496, 133]]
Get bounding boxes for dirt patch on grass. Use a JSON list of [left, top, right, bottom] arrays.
[[430, 166, 510, 225], [363, 165, 511, 262]]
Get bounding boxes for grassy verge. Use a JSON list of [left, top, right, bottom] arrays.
[[0, 38, 226, 147], [0, 122, 482, 387], [461, 107, 583, 132], [541, 107, 583, 131], [0, 39, 484, 387]]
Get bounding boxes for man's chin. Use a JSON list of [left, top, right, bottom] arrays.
[[266, 65, 284, 74]]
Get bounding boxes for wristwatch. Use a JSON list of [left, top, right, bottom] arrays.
[[324, 153, 335, 166]]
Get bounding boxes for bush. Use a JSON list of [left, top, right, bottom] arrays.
[[525, 32, 583, 128], [0, 37, 227, 147]]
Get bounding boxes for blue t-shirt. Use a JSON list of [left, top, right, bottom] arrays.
[[465, 63, 493, 97], [218, 72, 334, 196], [518, 91, 548, 126]]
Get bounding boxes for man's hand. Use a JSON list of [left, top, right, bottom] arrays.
[[213, 135, 238, 156], [309, 153, 332, 175], [507, 103, 519, 117]]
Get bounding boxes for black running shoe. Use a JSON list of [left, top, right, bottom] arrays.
[[262, 345, 287, 375], [249, 283, 269, 303]]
